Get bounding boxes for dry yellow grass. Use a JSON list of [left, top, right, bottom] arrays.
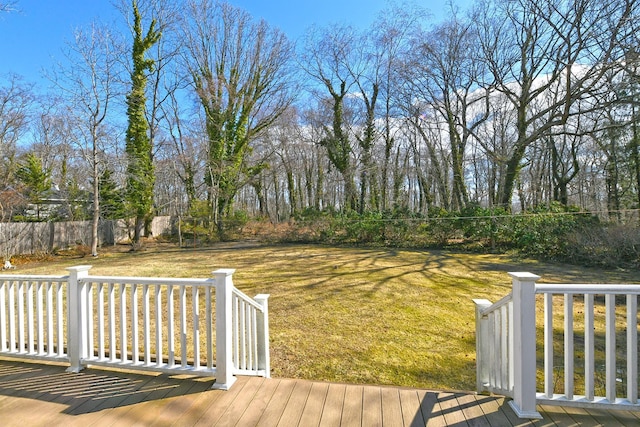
[[13, 242, 640, 391]]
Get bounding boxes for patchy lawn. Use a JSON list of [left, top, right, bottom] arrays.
[[12, 242, 639, 391]]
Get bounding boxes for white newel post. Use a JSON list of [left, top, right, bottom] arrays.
[[66, 265, 92, 373], [213, 269, 237, 390], [254, 294, 271, 378], [473, 298, 492, 393], [509, 272, 542, 419]]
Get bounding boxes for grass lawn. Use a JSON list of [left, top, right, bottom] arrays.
[[12, 242, 640, 391]]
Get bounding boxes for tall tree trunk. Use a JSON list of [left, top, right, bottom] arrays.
[[91, 134, 99, 257]]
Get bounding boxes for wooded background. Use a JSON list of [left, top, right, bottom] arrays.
[[2, 0, 640, 261]]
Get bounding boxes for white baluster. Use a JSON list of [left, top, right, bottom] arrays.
[[167, 284, 175, 367], [627, 294, 638, 404], [98, 282, 105, 360], [120, 283, 128, 363], [193, 285, 200, 369], [584, 293, 594, 401], [143, 283, 150, 365], [108, 283, 115, 362], [180, 284, 187, 368], [605, 294, 616, 403], [564, 293, 574, 400], [155, 284, 162, 368], [132, 283, 139, 364], [544, 293, 553, 398], [255, 294, 270, 378]]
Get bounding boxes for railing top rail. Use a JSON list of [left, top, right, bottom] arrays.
[[478, 293, 512, 316], [80, 275, 213, 287], [536, 283, 640, 295], [232, 287, 266, 311], [0, 274, 69, 281]]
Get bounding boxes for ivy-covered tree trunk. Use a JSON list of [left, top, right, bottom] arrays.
[[124, 1, 160, 248], [184, 2, 294, 239], [321, 81, 357, 212]]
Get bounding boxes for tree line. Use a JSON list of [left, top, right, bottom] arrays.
[[1, 0, 640, 256]]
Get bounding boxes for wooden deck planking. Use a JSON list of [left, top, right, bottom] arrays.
[[381, 387, 404, 427], [1, 359, 639, 426], [456, 392, 491, 426], [234, 375, 281, 426], [298, 381, 330, 426], [275, 376, 313, 426], [341, 384, 364, 426], [398, 388, 426, 427], [363, 384, 384, 426], [255, 378, 296, 427], [319, 382, 346, 426]]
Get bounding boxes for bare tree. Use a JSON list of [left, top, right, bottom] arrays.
[[0, 1, 16, 13], [477, 0, 638, 210], [0, 75, 33, 190], [371, 3, 425, 212], [161, 86, 204, 212], [404, 9, 491, 211], [49, 22, 122, 256]]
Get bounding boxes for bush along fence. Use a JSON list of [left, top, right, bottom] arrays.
[[0, 266, 270, 390]]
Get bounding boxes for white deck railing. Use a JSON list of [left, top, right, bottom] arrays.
[[0, 266, 269, 390], [0, 274, 68, 361], [474, 273, 640, 419]]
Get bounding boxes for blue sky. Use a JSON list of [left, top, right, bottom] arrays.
[[0, 0, 466, 89]]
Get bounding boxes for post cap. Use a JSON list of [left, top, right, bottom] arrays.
[[508, 272, 541, 281], [212, 268, 236, 276], [66, 265, 93, 273]]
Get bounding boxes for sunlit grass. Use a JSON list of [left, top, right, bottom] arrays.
[[14, 242, 640, 391]]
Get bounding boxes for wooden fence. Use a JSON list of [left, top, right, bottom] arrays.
[[0, 216, 172, 258]]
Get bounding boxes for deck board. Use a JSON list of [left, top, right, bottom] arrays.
[[456, 393, 491, 426], [319, 382, 346, 426], [439, 392, 469, 426], [363, 384, 384, 426], [0, 358, 639, 426], [399, 388, 426, 427], [275, 377, 312, 426], [341, 384, 364, 426], [381, 387, 403, 427], [256, 378, 296, 426], [235, 375, 281, 426], [298, 381, 329, 426]]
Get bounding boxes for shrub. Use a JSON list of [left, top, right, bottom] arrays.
[[564, 223, 640, 268], [504, 203, 598, 259]]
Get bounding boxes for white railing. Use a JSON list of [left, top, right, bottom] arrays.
[[0, 266, 269, 390], [0, 274, 68, 361], [474, 273, 640, 419]]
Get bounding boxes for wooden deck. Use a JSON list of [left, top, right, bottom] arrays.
[[0, 359, 638, 426]]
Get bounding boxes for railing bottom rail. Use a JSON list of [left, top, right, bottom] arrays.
[[537, 394, 640, 411]]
